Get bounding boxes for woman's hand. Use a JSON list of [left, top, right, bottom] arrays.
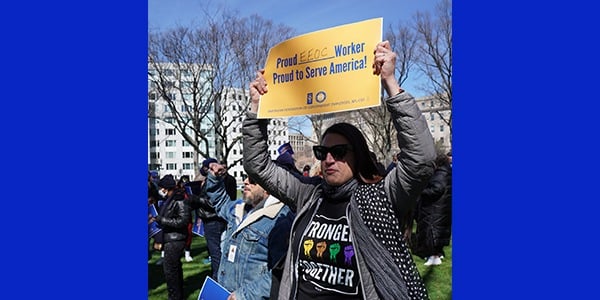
[[373, 40, 403, 97], [249, 69, 267, 113]]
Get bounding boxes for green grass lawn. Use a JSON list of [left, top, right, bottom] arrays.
[[414, 239, 452, 300], [148, 235, 452, 300], [148, 236, 211, 300]]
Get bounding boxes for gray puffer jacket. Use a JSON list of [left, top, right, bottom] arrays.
[[243, 91, 436, 300]]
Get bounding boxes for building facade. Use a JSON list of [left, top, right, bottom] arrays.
[[415, 94, 452, 153], [148, 64, 289, 184]]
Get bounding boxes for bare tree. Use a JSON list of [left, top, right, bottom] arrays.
[[148, 8, 294, 172], [356, 22, 419, 165], [414, 0, 452, 137]]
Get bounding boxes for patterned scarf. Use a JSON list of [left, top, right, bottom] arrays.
[[323, 179, 429, 300]]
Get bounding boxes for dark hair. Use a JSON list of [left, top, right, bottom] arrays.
[[322, 123, 381, 182]]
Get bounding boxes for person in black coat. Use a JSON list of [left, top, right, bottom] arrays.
[[412, 152, 452, 266], [152, 174, 191, 300]]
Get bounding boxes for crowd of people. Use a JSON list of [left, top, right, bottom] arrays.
[[148, 40, 452, 300]]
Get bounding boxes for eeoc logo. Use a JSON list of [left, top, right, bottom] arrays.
[[306, 91, 327, 104]]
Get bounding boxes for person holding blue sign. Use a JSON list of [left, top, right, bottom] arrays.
[[243, 41, 435, 299]]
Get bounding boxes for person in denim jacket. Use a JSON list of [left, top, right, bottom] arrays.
[[204, 161, 295, 300]]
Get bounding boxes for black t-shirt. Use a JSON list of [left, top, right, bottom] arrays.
[[296, 198, 361, 299]]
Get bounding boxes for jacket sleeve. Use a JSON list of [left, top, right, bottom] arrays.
[[205, 174, 237, 224], [420, 168, 447, 203], [187, 193, 212, 211], [384, 91, 437, 218], [157, 201, 190, 229], [242, 113, 319, 211]]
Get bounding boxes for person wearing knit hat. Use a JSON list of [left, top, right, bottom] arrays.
[[158, 174, 177, 190], [151, 174, 190, 300], [277, 142, 294, 156]]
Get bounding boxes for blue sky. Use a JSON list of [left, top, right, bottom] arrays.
[[149, 0, 438, 36], [148, 0, 440, 97]]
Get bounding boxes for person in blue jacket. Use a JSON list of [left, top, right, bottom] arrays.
[[204, 161, 295, 300]]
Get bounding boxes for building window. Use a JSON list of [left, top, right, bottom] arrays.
[[233, 149, 237, 155], [166, 129, 176, 135], [165, 140, 176, 147], [182, 152, 193, 158], [440, 125, 444, 132], [166, 152, 175, 159], [183, 163, 194, 170], [150, 152, 159, 159], [166, 163, 177, 170], [182, 140, 190, 147], [430, 113, 435, 121]]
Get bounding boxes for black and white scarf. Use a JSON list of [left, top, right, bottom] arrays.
[[323, 179, 429, 300]]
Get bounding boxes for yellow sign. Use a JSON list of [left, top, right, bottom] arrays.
[[258, 18, 382, 119]]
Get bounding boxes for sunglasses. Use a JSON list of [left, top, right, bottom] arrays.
[[313, 144, 353, 161], [241, 174, 256, 184]]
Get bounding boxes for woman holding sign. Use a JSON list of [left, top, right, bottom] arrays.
[[243, 40, 435, 300]]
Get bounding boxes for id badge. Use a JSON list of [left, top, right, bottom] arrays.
[[227, 245, 237, 263]]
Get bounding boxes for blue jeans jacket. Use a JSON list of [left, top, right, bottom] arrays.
[[206, 174, 294, 300]]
